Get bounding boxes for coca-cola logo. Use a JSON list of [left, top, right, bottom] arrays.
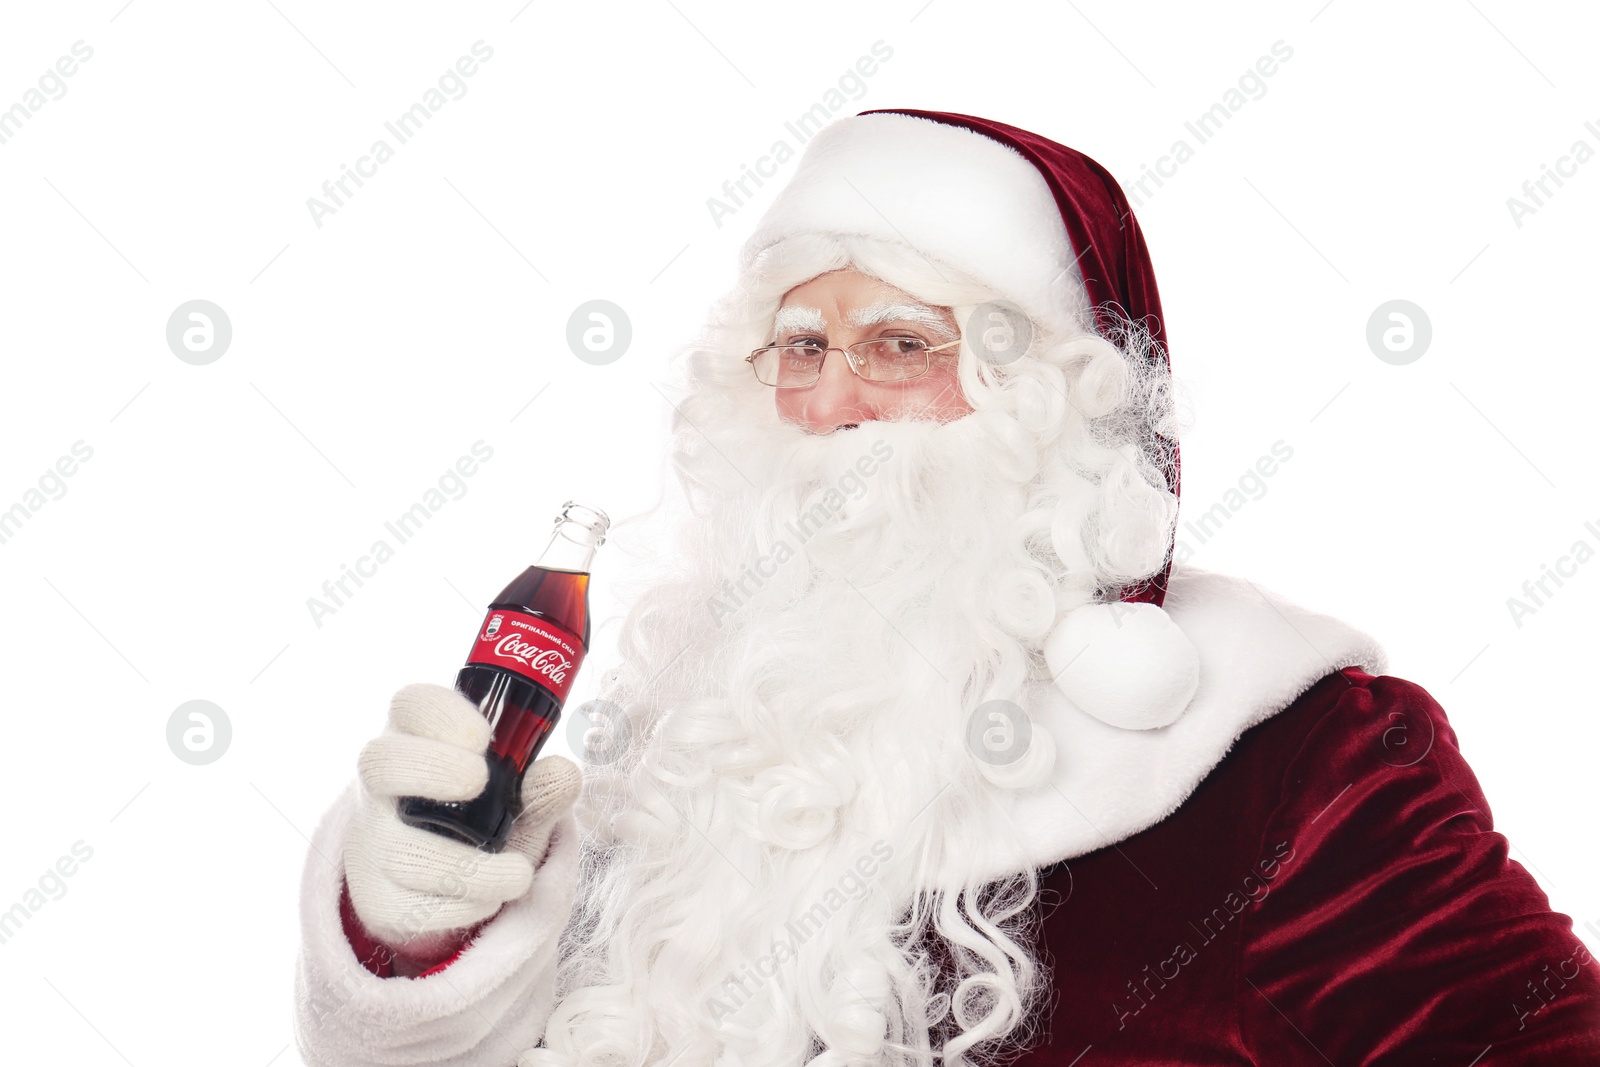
[[490, 632, 572, 684]]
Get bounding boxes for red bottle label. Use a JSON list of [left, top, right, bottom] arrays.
[[466, 608, 586, 704]]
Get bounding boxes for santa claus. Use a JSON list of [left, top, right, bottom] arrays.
[[293, 110, 1600, 1066]]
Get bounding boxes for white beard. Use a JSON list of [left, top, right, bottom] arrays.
[[528, 409, 1082, 1067]]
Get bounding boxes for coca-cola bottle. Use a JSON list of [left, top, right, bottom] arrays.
[[398, 501, 608, 851]]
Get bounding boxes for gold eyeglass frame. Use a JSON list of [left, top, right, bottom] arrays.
[[745, 337, 963, 388]]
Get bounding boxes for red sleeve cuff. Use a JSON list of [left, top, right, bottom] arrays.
[[338, 876, 485, 979]]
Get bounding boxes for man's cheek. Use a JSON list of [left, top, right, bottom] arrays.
[[906, 369, 968, 419], [775, 389, 806, 424]]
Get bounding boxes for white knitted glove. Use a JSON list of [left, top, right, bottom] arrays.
[[344, 681, 582, 960]]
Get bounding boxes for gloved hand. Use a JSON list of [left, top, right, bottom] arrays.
[[344, 682, 582, 961]]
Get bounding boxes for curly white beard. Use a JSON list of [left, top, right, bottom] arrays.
[[525, 409, 1076, 1067]]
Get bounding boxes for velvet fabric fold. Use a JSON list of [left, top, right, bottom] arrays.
[[1017, 668, 1600, 1064]]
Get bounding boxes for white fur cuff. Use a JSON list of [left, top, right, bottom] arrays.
[[293, 780, 579, 1066]]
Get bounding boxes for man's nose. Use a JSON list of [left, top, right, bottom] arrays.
[[793, 350, 879, 432]]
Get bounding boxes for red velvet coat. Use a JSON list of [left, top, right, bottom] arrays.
[[341, 668, 1600, 1062], [1014, 667, 1600, 1064]]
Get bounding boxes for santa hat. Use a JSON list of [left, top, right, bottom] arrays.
[[741, 108, 1197, 732]]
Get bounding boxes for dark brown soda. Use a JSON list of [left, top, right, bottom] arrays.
[[398, 507, 602, 852]]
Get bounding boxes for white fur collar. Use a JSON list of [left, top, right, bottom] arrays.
[[948, 563, 1389, 886]]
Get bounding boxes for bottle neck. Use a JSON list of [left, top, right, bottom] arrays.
[[533, 520, 601, 574]]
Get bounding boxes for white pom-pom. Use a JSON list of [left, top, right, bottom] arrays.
[[1042, 602, 1199, 730]]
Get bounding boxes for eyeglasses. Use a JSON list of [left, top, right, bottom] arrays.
[[746, 337, 963, 388]]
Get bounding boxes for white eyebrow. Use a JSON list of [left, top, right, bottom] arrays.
[[847, 301, 955, 337], [770, 301, 957, 341], [771, 305, 827, 337]]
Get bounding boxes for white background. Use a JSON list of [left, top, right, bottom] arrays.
[[0, 1, 1595, 1063]]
